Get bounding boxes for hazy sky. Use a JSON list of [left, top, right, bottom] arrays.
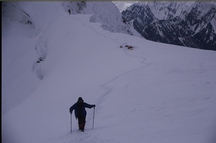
[[113, 1, 138, 12]]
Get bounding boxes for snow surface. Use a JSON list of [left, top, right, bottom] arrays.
[[2, 2, 216, 143]]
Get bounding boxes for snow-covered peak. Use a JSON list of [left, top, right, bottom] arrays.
[[211, 13, 216, 32], [123, 2, 194, 20], [61, 1, 140, 36], [178, 2, 216, 33], [146, 2, 193, 20], [135, 2, 147, 7], [187, 2, 216, 17], [112, 1, 138, 12]]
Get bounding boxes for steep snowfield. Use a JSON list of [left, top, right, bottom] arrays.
[[2, 2, 216, 143], [61, 1, 140, 36]]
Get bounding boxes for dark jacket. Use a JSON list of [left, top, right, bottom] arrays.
[[69, 102, 94, 118]]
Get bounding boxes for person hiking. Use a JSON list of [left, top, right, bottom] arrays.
[[69, 97, 95, 132]]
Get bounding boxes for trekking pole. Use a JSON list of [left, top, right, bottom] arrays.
[[70, 112, 72, 133], [92, 107, 95, 129]]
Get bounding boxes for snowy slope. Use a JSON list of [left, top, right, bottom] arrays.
[[2, 2, 216, 143], [61, 1, 140, 36]]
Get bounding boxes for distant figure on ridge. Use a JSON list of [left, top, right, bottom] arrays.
[[69, 97, 95, 132]]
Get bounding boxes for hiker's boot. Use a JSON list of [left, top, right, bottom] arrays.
[[79, 124, 82, 131], [80, 124, 85, 132]]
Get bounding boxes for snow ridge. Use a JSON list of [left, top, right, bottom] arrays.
[[62, 1, 140, 36]]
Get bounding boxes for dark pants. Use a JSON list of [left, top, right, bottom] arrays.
[[78, 116, 86, 131]]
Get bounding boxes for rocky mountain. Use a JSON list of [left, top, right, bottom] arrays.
[[122, 3, 156, 33], [122, 2, 216, 51]]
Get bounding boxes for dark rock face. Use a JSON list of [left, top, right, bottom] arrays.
[[122, 2, 216, 51]]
